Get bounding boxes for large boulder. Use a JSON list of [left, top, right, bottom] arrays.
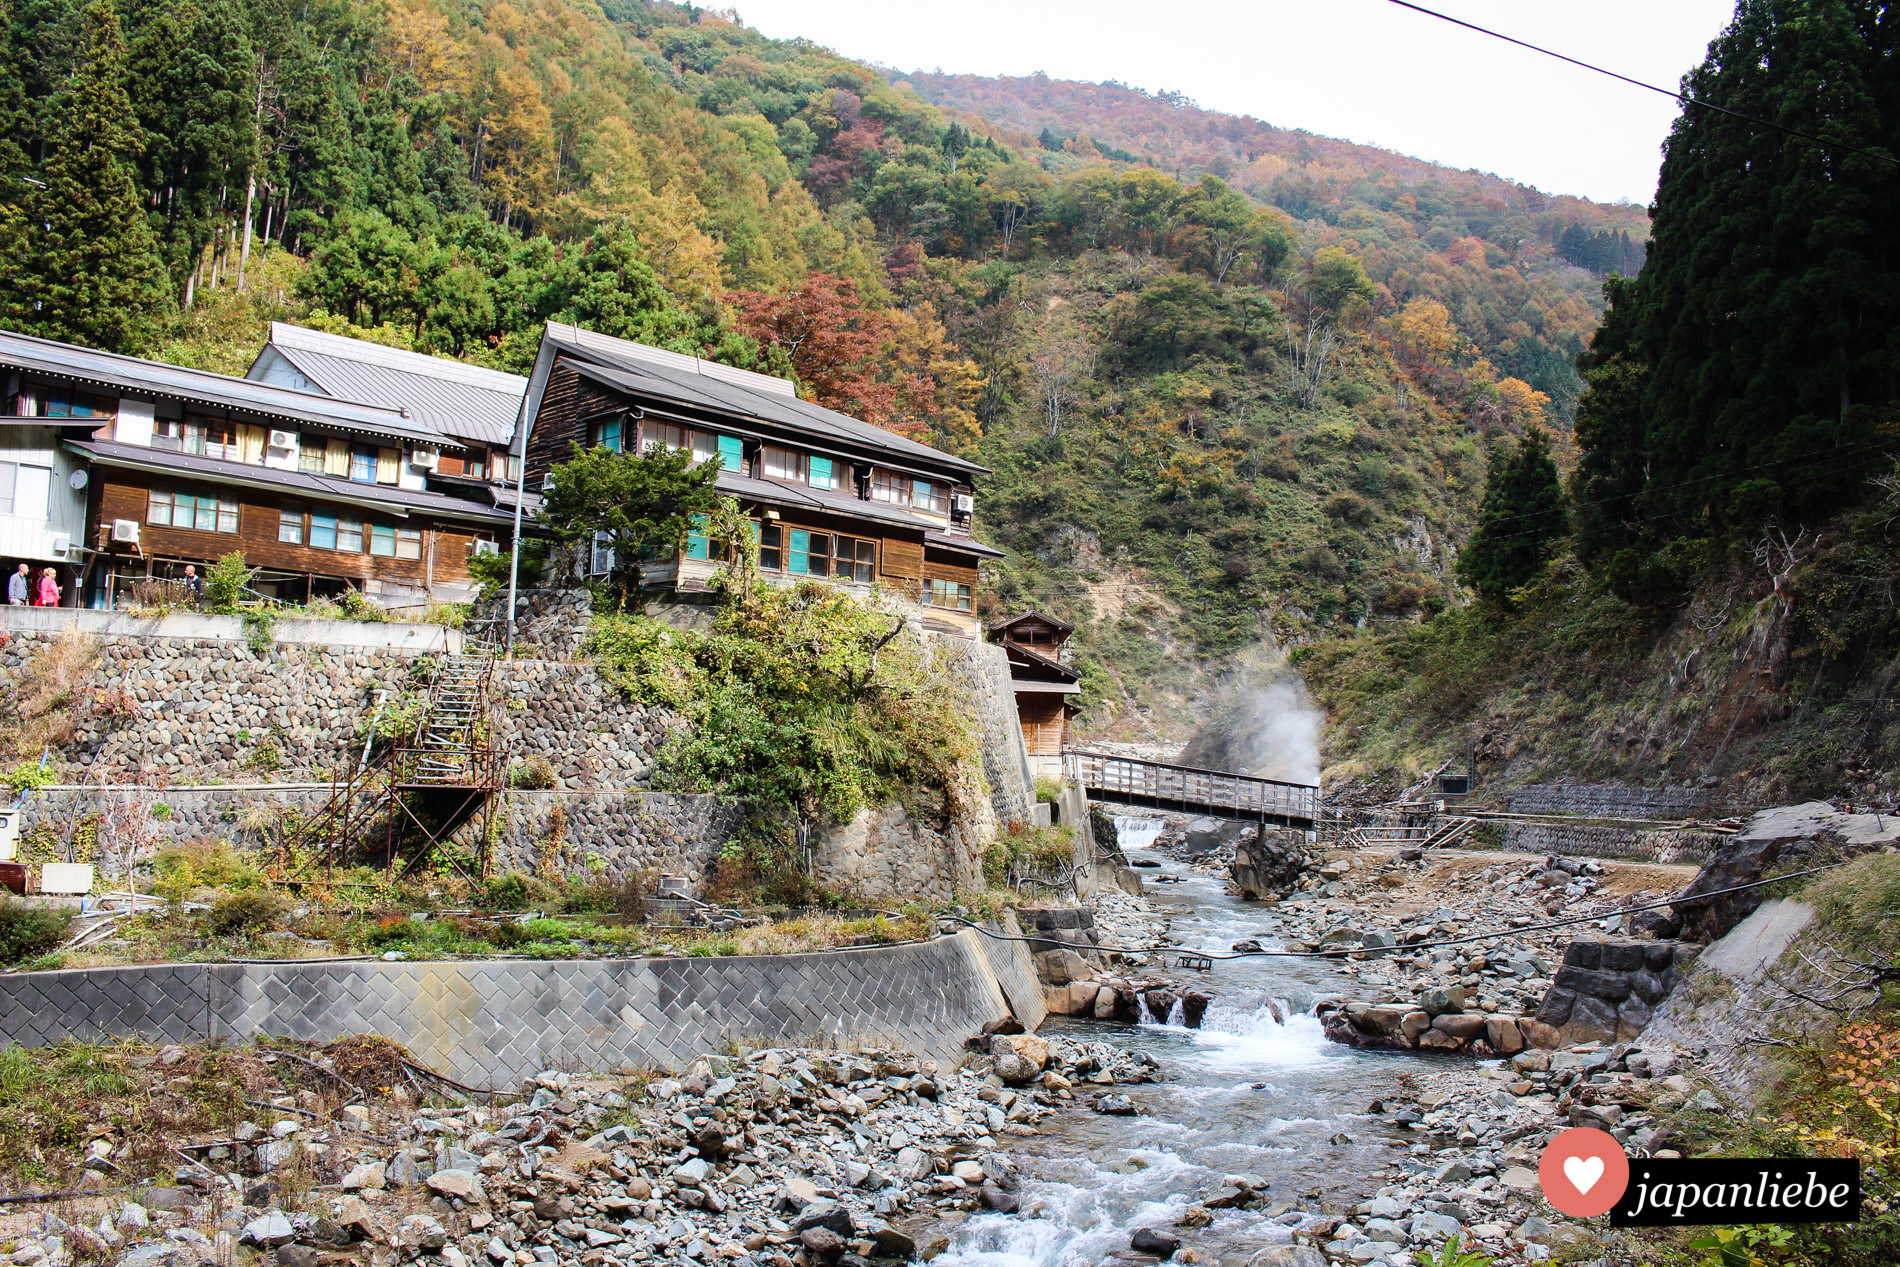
[[1673, 803, 1900, 941], [1231, 830, 1309, 899]]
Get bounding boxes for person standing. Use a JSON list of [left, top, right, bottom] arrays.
[[6, 564, 27, 605], [182, 564, 203, 605], [35, 567, 60, 607]]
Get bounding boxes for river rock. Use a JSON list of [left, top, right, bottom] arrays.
[[1130, 1227, 1180, 1257]]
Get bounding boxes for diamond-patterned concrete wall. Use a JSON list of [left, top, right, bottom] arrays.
[[0, 933, 1028, 1084]]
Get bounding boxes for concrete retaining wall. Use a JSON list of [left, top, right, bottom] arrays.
[[0, 606, 462, 652], [0, 930, 1035, 1083]]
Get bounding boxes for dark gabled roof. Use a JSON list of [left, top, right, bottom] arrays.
[[925, 529, 1006, 560], [989, 609, 1075, 636], [0, 328, 448, 448], [65, 439, 516, 527], [999, 639, 1081, 681], [250, 323, 525, 448], [541, 323, 989, 480]]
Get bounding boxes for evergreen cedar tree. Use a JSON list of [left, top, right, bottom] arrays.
[[0, 2, 168, 352], [1457, 427, 1567, 602], [539, 443, 723, 607], [1572, 0, 1900, 589]]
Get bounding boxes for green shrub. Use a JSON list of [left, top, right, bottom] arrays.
[[153, 840, 265, 900], [3, 760, 56, 794], [482, 871, 541, 910], [205, 889, 285, 937], [982, 823, 1076, 886], [509, 755, 557, 790], [241, 608, 276, 654], [1032, 775, 1062, 805], [203, 551, 252, 614], [0, 900, 69, 965]]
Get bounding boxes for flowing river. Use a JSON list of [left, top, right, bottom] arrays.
[[936, 831, 1433, 1267]]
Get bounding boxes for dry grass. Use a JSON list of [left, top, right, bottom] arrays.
[[0, 626, 101, 760], [731, 911, 933, 955]]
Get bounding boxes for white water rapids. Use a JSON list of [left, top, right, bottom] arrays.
[[933, 827, 1435, 1267]]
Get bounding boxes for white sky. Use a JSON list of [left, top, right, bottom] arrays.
[[727, 0, 1739, 205]]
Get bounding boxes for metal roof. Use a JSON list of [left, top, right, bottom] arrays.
[[542, 324, 989, 479], [66, 439, 517, 526], [926, 529, 1006, 560], [254, 323, 526, 448], [0, 328, 449, 447], [712, 470, 932, 532]]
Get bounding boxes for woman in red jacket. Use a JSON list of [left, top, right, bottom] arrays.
[[35, 567, 60, 607]]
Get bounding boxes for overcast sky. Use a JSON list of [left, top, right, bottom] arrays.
[[726, 0, 1739, 205]]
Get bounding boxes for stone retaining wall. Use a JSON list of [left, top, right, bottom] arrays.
[[1507, 784, 1713, 818], [0, 930, 1036, 1083], [1501, 823, 1725, 865], [1530, 938, 1702, 1045]]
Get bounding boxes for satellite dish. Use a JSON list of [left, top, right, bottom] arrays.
[[67, 469, 88, 490]]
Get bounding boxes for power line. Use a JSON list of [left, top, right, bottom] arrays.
[[1382, 0, 1900, 170]]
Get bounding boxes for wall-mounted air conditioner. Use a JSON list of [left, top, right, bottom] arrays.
[[410, 448, 439, 468], [541, 473, 556, 492], [267, 430, 297, 449], [111, 519, 140, 544], [472, 540, 500, 557], [952, 493, 975, 516]]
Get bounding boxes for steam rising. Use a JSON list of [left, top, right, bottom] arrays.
[[1179, 661, 1323, 786]]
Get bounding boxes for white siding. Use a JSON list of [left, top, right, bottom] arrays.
[[113, 397, 155, 446]]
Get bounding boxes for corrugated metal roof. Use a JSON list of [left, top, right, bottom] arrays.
[[543, 324, 988, 479], [66, 439, 517, 526], [926, 529, 1006, 560], [258, 323, 525, 448], [0, 328, 449, 446]]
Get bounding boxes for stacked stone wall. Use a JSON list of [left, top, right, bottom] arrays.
[[1531, 938, 1701, 1045], [1507, 783, 1718, 818]]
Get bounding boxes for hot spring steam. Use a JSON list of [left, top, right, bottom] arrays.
[[1178, 661, 1323, 785]]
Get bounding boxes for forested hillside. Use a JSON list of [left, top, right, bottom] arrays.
[[1304, 0, 1900, 804], [0, 0, 1656, 739], [897, 71, 1650, 419]]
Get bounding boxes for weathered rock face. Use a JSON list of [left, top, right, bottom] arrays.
[[1671, 802, 1900, 941], [813, 804, 985, 902], [1230, 830, 1310, 899], [1529, 939, 1699, 1045]]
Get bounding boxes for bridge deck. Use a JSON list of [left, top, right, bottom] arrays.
[[1069, 750, 1319, 827]]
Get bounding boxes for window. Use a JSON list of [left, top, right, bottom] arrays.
[[349, 446, 377, 483], [913, 479, 949, 515], [759, 523, 782, 571], [870, 469, 911, 505], [591, 417, 623, 451], [396, 526, 422, 560], [781, 531, 872, 580], [463, 452, 486, 480], [147, 486, 237, 534], [44, 390, 94, 418], [762, 446, 805, 482], [310, 513, 363, 552], [924, 578, 973, 611], [298, 436, 325, 474], [807, 455, 838, 491], [278, 505, 305, 545], [183, 416, 238, 460], [370, 522, 396, 557], [152, 418, 183, 451], [689, 431, 742, 472], [645, 421, 689, 454], [590, 530, 615, 577], [0, 463, 49, 519]]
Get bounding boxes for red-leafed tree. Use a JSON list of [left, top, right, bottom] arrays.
[[728, 273, 899, 427]]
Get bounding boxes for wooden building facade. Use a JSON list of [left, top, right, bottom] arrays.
[[519, 323, 1001, 637], [988, 611, 1083, 779]]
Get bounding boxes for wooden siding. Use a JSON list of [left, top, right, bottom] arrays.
[[1017, 694, 1070, 756], [91, 474, 487, 586], [880, 537, 923, 581], [525, 360, 584, 483], [921, 558, 978, 587]]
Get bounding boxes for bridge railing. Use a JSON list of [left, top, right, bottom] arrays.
[[1067, 749, 1319, 823]]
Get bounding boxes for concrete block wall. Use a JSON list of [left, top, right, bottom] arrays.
[[485, 789, 746, 888], [1501, 822, 1725, 865], [1507, 784, 1713, 818], [0, 930, 1036, 1083]]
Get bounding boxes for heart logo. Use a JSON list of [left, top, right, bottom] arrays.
[[1563, 1154, 1605, 1194]]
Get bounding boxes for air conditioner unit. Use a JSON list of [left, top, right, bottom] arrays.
[[267, 429, 297, 450], [111, 519, 140, 544], [472, 540, 500, 557], [50, 535, 69, 556], [410, 448, 439, 469], [952, 493, 975, 515], [541, 473, 556, 492]]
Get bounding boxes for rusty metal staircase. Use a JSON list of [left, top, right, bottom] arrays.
[[402, 652, 495, 788]]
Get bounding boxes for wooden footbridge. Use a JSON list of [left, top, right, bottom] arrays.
[[1067, 749, 1319, 829]]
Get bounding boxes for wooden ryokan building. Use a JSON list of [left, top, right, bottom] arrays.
[[518, 323, 1001, 637], [0, 329, 519, 609]]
